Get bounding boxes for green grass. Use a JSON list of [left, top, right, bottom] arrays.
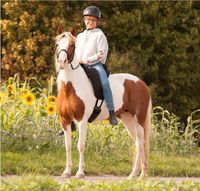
[[1, 176, 200, 191], [1, 149, 200, 177]]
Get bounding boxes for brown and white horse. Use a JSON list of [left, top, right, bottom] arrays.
[[55, 31, 152, 179]]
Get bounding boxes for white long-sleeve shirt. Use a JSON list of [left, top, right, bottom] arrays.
[[75, 28, 108, 65]]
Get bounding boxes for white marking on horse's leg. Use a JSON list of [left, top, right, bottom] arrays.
[[137, 124, 147, 179], [140, 100, 151, 179], [75, 120, 87, 179], [128, 123, 144, 179], [62, 125, 72, 178]]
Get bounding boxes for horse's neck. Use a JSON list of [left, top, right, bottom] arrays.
[[57, 58, 87, 90]]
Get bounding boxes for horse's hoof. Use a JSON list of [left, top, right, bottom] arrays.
[[127, 175, 137, 180], [139, 173, 148, 179], [127, 173, 138, 180], [61, 173, 71, 178], [75, 173, 85, 179]]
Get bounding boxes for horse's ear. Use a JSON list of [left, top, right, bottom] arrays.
[[57, 25, 64, 35], [70, 27, 77, 37]]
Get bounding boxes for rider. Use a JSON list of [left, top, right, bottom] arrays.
[[75, 5, 118, 126]]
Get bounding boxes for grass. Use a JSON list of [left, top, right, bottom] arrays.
[[1, 176, 200, 191], [1, 149, 200, 177]]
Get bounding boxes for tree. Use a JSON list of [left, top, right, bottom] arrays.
[[1, 1, 200, 119], [1, 1, 67, 80], [106, 1, 200, 119]]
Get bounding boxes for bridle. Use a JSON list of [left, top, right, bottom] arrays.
[[56, 40, 79, 70]]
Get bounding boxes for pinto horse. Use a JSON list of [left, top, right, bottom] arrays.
[[55, 31, 152, 179]]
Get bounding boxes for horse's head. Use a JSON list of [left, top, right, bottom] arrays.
[[55, 32, 76, 70]]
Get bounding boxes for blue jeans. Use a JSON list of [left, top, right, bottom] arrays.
[[90, 63, 114, 111]]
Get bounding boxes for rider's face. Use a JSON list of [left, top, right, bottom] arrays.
[[84, 16, 98, 30]]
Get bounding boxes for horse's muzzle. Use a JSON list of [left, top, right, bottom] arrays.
[[58, 62, 66, 70]]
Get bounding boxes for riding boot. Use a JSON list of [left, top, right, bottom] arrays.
[[109, 110, 118, 126]]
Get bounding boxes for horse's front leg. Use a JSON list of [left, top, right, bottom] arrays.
[[61, 124, 72, 178], [75, 120, 87, 179]]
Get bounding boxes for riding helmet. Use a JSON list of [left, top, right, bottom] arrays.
[[83, 6, 101, 18]]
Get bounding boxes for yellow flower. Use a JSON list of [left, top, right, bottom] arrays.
[[0, 92, 6, 103], [23, 92, 35, 106], [46, 105, 56, 115], [7, 84, 15, 94], [47, 95, 56, 104], [20, 88, 29, 95]]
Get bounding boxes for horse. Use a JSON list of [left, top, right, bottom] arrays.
[[55, 30, 152, 179]]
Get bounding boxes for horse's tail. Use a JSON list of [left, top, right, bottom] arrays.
[[144, 97, 152, 162]]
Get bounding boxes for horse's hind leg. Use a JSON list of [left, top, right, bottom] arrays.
[[120, 113, 142, 178], [130, 122, 145, 179], [62, 124, 72, 178], [139, 99, 151, 178]]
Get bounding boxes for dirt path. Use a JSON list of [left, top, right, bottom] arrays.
[[2, 175, 200, 183]]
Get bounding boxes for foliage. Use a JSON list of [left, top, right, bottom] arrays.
[[1, 76, 199, 154], [151, 106, 200, 154], [106, 1, 200, 119], [1, 176, 59, 191], [1, 1, 200, 119], [1, 176, 200, 191], [0, 74, 60, 151], [1, 1, 66, 80]]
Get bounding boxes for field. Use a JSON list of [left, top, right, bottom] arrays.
[[1, 76, 200, 190]]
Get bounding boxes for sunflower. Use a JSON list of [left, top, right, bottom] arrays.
[[23, 92, 35, 106], [7, 84, 15, 94], [47, 95, 56, 104], [46, 104, 56, 115], [20, 88, 29, 95]]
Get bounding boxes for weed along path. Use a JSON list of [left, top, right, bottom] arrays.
[[2, 175, 200, 183], [53, 175, 200, 183]]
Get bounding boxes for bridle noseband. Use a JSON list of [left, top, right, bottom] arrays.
[[56, 44, 79, 70], [57, 49, 68, 59], [57, 45, 75, 64]]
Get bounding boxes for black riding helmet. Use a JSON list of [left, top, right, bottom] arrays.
[[83, 6, 101, 19]]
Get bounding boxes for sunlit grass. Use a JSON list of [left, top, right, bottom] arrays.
[[1, 150, 200, 177]]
